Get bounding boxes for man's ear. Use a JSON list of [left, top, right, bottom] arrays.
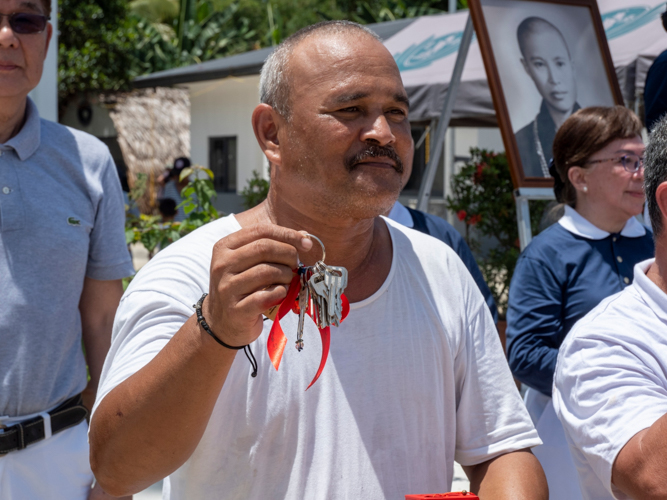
[[44, 22, 53, 54], [252, 104, 282, 167], [655, 181, 667, 230]]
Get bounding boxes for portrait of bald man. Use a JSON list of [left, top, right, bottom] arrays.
[[514, 16, 580, 178]]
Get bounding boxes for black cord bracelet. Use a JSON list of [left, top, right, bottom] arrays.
[[194, 293, 257, 377]]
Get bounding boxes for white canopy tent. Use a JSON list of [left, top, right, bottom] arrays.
[[384, 0, 667, 125]]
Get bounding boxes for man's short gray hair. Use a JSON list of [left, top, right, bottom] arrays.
[[645, 115, 667, 236], [259, 20, 381, 120]]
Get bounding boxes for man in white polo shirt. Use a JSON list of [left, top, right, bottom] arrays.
[[553, 116, 667, 500], [0, 0, 134, 498]]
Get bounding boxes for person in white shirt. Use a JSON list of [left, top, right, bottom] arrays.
[[89, 21, 546, 499], [553, 116, 667, 500]]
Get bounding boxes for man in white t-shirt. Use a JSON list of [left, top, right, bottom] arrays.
[[553, 116, 667, 500], [89, 21, 546, 499]]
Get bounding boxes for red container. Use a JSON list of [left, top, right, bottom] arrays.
[[405, 492, 480, 500]]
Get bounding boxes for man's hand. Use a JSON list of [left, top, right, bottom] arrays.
[[203, 224, 313, 347], [463, 449, 547, 500]]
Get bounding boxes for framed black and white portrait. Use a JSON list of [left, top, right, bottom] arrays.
[[469, 0, 623, 188]]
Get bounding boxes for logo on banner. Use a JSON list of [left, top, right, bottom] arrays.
[[394, 31, 464, 71], [602, 3, 666, 39]]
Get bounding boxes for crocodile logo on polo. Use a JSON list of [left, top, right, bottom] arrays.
[[602, 3, 666, 40], [67, 217, 81, 226], [394, 31, 468, 71]]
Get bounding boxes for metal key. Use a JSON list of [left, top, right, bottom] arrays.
[[295, 273, 309, 351]]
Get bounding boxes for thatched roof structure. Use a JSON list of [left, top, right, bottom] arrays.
[[101, 87, 190, 212]]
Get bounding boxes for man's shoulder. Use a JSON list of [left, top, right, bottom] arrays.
[[125, 215, 241, 299], [560, 285, 647, 350], [39, 120, 112, 163], [515, 120, 534, 144]]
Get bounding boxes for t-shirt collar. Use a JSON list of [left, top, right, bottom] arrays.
[[387, 201, 414, 228], [2, 98, 41, 161], [558, 204, 646, 239]]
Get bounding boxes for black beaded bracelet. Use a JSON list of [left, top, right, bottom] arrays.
[[194, 293, 257, 377]]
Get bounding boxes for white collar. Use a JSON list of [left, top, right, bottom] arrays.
[[387, 201, 414, 228], [558, 205, 646, 239]]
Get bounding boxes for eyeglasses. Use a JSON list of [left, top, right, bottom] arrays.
[[586, 154, 644, 173], [0, 12, 49, 34]]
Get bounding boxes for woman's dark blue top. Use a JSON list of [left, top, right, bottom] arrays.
[[506, 215, 654, 396]]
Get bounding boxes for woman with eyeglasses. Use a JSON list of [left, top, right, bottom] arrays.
[[506, 106, 654, 500]]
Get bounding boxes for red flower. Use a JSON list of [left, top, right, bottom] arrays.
[[473, 163, 486, 184], [457, 210, 467, 221], [469, 214, 482, 225]]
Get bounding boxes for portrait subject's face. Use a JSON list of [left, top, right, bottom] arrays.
[[275, 33, 414, 220], [521, 28, 576, 115], [0, 0, 51, 100]]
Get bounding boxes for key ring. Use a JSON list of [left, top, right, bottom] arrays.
[[304, 233, 325, 263]]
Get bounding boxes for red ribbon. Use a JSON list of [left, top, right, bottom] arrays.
[[267, 274, 350, 389]]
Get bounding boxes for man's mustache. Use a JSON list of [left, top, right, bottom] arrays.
[[345, 145, 404, 173]]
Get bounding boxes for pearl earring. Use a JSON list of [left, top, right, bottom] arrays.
[[583, 186, 588, 193]]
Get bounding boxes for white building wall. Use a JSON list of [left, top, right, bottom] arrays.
[[29, 0, 58, 121], [186, 75, 265, 194]]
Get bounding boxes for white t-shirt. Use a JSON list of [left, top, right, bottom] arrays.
[[554, 259, 667, 500], [94, 215, 540, 500]]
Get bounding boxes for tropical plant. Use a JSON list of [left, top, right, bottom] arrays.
[[240, 170, 270, 209], [125, 165, 220, 257], [446, 149, 547, 318]]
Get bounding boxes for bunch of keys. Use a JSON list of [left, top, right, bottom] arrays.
[[294, 234, 348, 351]]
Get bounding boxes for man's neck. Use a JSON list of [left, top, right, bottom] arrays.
[[647, 239, 667, 295], [0, 97, 28, 144], [546, 103, 572, 130], [236, 195, 393, 303]]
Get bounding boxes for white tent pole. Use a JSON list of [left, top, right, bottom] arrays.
[[416, 15, 473, 212]]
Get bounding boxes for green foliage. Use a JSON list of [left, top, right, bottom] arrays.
[[125, 165, 220, 257], [58, 0, 137, 102], [446, 149, 547, 318], [59, 0, 469, 101], [240, 170, 270, 209]]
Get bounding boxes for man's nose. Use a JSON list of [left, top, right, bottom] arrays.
[[546, 63, 559, 85], [0, 18, 19, 48], [360, 114, 395, 146]]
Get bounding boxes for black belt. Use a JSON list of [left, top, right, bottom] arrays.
[[0, 394, 88, 455]]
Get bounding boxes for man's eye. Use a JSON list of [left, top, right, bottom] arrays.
[[339, 106, 359, 113], [533, 62, 544, 68]]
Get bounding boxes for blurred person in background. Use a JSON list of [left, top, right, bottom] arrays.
[[644, 9, 667, 133], [506, 106, 654, 499], [554, 113, 667, 500], [162, 157, 190, 223], [0, 0, 134, 497], [387, 196, 498, 323]]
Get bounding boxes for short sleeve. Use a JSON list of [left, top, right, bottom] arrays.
[[86, 154, 134, 280], [506, 255, 563, 396], [455, 302, 542, 465], [93, 289, 194, 417], [554, 329, 667, 499]]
